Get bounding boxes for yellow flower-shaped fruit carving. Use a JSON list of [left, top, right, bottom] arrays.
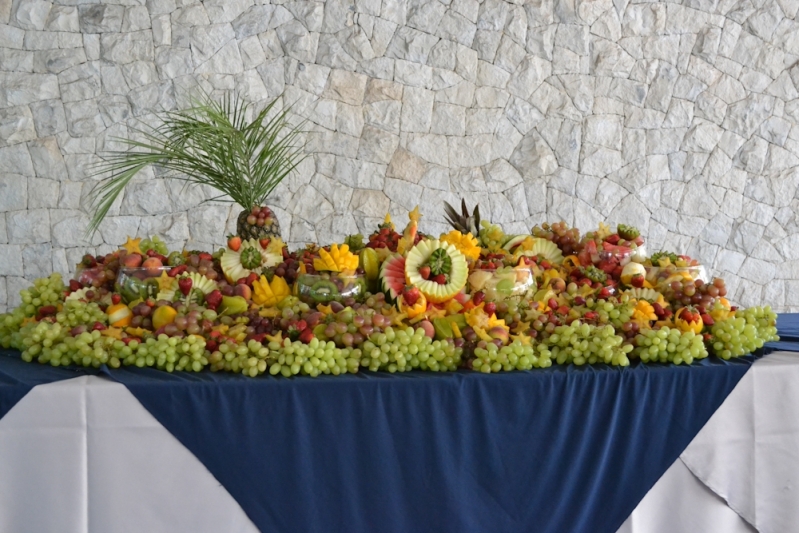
[[253, 275, 291, 307], [314, 244, 359, 272], [675, 307, 704, 334], [439, 230, 481, 261], [631, 300, 657, 327]]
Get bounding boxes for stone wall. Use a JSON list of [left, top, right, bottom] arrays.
[[1, 0, 798, 313]]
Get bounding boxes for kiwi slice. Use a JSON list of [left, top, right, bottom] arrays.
[[309, 279, 340, 303]]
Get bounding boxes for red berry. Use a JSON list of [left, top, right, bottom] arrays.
[[432, 274, 447, 285], [418, 266, 431, 280], [111, 294, 122, 305]]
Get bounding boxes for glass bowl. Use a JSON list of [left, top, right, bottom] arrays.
[[74, 265, 114, 289], [115, 266, 173, 303], [645, 265, 709, 287], [294, 273, 367, 305], [467, 267, 536, 302]]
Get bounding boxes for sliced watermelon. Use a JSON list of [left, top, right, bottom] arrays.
[[379, 254, 406, 300]]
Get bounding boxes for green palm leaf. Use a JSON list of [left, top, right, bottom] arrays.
[[86, 93, 305, 236]]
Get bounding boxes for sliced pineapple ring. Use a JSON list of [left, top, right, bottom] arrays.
[[405, 239, 468, 303]]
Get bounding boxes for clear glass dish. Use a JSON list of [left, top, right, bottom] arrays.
[[467, 267, 536, 302], [645, 265, 709, 287], [115, 266, 172, 303], [294, 273, 367, 305]]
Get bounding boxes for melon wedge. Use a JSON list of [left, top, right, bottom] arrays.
[[379, 254, 406, 300]]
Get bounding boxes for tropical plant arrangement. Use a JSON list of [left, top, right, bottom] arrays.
[[0, 201, 779, 378], [87, 93, 304, 240]]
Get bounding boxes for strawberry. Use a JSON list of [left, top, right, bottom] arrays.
[[584, 311, 597, 321], [259, 238, 270, 249], [205, 290, 222, 310], [169, 265, 188, 277], [178, 276, 193, 297], [246, 272, 259, 286], [402, 286, 421, 307], [418, 265, 431, 280], [631, 274, 645, 288], [432, 274, 447, 285], [69, 280, 83, 292], [598, 287, 611, 299], [299, 328, 315, 344], [701, 313, 714, 326], [228, 235, 242, 252], [472, 291, 486, 306], [198, 252, 213, 261]]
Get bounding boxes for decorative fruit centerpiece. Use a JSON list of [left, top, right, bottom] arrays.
[[0, 202, 780, 380], [86, 93, 304, 241]]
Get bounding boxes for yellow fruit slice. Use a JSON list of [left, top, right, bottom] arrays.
[[360, 247, 379, 281], [152, 305, 178, 330]]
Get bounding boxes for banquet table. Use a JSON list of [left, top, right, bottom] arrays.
[[1, 316, 797, 533]]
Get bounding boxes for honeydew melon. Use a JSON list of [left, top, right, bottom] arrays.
[[405, 240, 468, 303]]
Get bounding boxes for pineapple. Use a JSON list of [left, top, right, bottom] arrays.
[[443, 199, 481, 236], [237, 205, 282, 240]]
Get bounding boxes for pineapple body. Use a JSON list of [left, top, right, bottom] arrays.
[[237, 207, 282, 240]]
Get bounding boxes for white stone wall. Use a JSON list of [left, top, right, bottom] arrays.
[[1, 0, 798, 313]]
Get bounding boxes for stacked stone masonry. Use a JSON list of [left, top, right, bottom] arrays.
[[0, 0, 798, 312]]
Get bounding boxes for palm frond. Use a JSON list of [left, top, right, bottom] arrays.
[[86, 92, 306, 236]]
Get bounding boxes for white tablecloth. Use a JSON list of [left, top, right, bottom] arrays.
[[1, 353, 796, 533]]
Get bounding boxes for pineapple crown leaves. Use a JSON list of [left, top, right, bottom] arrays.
[[85, 92, 307, 237], [443, 199, 481, 236]]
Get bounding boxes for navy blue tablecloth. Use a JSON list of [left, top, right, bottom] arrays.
[[1, 313, 798, 533]]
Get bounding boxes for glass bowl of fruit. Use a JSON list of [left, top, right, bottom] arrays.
[[467, 266, 536, 302], [294, 272, 367, 305], [115, 265, 174, 303], [645, 264, 709, 287]]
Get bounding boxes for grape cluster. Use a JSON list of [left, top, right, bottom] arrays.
[[664, 278, 727, 308], [710, 306, 779, 359], [120, 335, 208, 372], [209, 338, 272, 376], [478, 220, 506, 252], [362, 327, 462, 372], [540, 322, 632, 366], [632, 327, 708, 365], [140, 235, 169, 256], [472, 340, 552, 373], [532, 221, 582, 255], [268, 337, 361, 377], [19, 273, 65, 317], [56, 300, 107, 328]]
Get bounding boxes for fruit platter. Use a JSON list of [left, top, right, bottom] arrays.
[[0, 201, 779, 378]]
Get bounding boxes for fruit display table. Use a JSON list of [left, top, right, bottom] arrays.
[[1, 318, 797, 533]]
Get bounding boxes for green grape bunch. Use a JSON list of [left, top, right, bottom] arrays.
[[362, 326, 462, 373], [632, 327, 708, 365]]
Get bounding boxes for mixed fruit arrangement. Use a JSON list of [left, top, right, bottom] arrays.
[[0, 201, 779, 378]]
